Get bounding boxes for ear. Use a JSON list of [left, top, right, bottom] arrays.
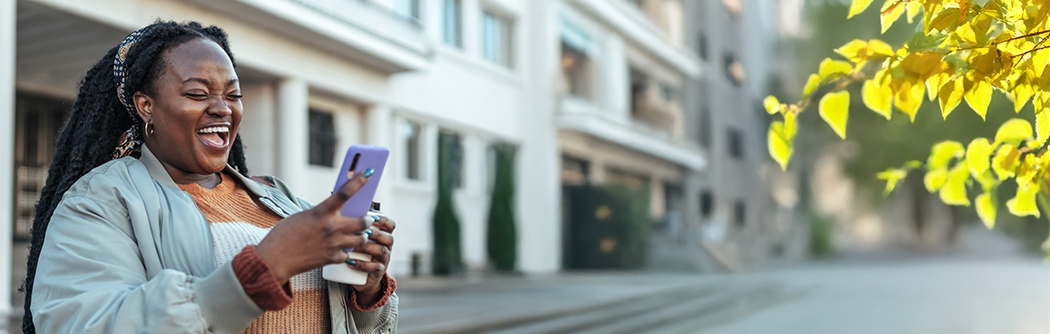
[[133, 91, 154, 124]]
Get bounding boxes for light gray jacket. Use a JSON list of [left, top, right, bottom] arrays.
[[30, 145, 397, 333]]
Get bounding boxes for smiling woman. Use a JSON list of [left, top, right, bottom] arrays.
[[22, 21, 398, 334]]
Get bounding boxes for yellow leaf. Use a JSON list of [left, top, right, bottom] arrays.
[[939, 79, 964, 119], [862, 80, 892, 120], [966, 138, 993, 177], [939, 164, 971, 206], [995, 118, 1034, 145], [802, 74, 821, 100], [784, 111, 798, 140], [1013, 81, 1034, 113], [924, 168, 949, 192], [880, 0, 907, 33], [1016, 154, 1041, 188], [835, 40, 869, 64], [992, 145, 1020, 180], [1038, 109, 1050, 148], [820, 91, 850, 139], [928, 141, 965, 169], [965, 79, 993, 120], [929, 7, 961, 32], [906, 1, 922, 24], [1007, 182, 1041, 218], [819, 58, 853, 80], [956, 22, 978, 46], [926, 72, 950, 101], [976, 192, 997, 229], [895, 80, 925, 121], [848, 0, 875, 19], [764, 96, 781, 115], [868, 39, 894, 56], [768, 122, 792, 170], [877, 168, 908, 195]]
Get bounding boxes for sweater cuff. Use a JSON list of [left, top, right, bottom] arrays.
[[232, 245, 294, 311], [349, 274, 397, 313]]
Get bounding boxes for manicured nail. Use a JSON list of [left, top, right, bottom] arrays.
[[370, 215, 380, 224], [346, 259, 357, 266], [364, 229, 373, 237], [363, 168, 375, 178]]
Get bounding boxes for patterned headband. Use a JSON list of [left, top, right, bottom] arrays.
[[110, 27, 148, 160], [113, 27, 147, 120]]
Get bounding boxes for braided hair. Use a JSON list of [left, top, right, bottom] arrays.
[[22, 21, 250, 333]]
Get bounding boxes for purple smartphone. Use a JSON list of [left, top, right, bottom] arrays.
[[333, 145, 389, 219]]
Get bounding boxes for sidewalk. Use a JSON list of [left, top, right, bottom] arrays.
[[395, 271, 795, 334]]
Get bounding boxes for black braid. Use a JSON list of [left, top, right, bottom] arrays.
[[21, 21, 247, 333]]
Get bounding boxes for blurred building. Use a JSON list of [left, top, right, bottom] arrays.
[[0, 0, 803, 316]]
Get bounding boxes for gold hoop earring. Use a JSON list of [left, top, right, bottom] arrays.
[[144, 122, 155, 138]]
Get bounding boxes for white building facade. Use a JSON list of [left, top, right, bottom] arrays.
[[3, 0, 567, 316]]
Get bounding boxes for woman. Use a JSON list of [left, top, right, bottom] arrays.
[[23, 21, 398, 333]]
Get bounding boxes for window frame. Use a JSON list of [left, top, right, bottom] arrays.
[[308, 109, 338, 167], [481, 10, 514, 68]]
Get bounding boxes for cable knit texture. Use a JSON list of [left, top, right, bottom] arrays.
[[179, 172, 327, 334]]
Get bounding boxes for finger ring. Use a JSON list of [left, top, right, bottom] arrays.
[[363, 228, 373, 238]]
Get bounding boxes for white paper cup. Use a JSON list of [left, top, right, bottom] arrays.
[[323, 252, 373, 285]]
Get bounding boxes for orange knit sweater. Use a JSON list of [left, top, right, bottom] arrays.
[[179, 172, 328, 334]]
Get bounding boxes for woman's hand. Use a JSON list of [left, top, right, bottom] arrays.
[[349, 215, 396, 305], [255, 171, 373, 284]]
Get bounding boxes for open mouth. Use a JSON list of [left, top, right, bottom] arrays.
[[197, 125, 230, 150]]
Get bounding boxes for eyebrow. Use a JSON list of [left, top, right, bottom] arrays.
[[183, 77, 239, 87]]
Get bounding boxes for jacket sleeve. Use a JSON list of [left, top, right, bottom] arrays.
[[351, 292, 399, 334], [30, 194, 264, 334]]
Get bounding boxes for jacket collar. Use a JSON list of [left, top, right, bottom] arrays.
[[139, 144, 270, 199]]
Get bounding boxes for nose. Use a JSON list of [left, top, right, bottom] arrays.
[[207, 98, 233, 118]]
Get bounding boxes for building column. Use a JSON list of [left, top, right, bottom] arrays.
[[276, 78, 309, 193], [0, 0, 15, 315], [364, 104, 394, 210]]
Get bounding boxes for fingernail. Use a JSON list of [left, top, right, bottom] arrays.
[[346, 259, 357, 266], [363, 168, 375, 178], [364, 229, 373, 237], [370, 215, 380, 224]]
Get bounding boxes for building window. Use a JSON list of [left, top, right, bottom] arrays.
[[393, 0, 421, 21], [560, 41, 592, 99], [728, 128, 744, 159], [723, 52, 745, 85], [402, 121, 423, 180], [442, 0, 462, 48], [698, 33, 708, 60], [561, 155, 590, 185], [441, 131, 465, 189], [482, 11, 513, 68], [308, 109, 337, 167], [734, 200, 746, 227], [699, 191, 713, 217]]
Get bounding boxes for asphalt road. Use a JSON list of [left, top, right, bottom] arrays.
[[703, 256, 1050, 334]]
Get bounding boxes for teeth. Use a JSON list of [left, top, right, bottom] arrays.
[[197, 126, 229, 134]]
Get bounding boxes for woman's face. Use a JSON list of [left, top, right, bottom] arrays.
[[135, 38, 242, 179]]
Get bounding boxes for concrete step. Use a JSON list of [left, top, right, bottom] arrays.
[[573, 283, 787, 334], [486, 283, 731, 334]]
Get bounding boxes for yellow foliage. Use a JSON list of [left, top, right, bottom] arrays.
[[939, 164, 971, 206], [964, 79, 993, 120], [768, 121, 792, 170], [819, 91, 850, 139], [994, 118, 1034, 145], [767, 0, 1050, 226], [1007, 182, 1041, 218], [764, 96, 781, 115], [880, 0, 907, 33], [862, 80, 893, 120], [966, 138, 993, 177], [847, 0, 874, 19], [976, 192, 997, 229], [928, 141, 965, 170]]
